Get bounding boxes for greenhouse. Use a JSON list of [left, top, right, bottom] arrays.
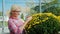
[[0, 0, 60, 34]]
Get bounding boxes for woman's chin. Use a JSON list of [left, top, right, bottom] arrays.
[[13, 14, 19, 17], [15, 15, 19, 17]]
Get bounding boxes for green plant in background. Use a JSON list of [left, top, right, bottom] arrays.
[[29, 9, 39, 15], [43, 6, 60, 16], [25, 13, 60, 34], [21, 13, 24, 20], [0, 11, 2, 16], [33, 5, 60, 16], [33, 0, 60, 16]]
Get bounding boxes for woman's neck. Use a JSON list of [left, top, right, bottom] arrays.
[[10, 15, 18, 20]]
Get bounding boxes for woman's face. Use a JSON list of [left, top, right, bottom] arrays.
[[11, 10, 21, 17]]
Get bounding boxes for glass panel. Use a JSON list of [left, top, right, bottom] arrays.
[[0, 0, 3, 34]]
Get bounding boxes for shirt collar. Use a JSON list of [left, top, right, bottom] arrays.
[[9, 16, 19, 20]]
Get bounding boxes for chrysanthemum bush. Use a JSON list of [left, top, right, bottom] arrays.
[[25, 13, 60, 34], [57, 16, 60, 22]]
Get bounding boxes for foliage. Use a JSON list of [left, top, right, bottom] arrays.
[[25, 13, 60, 34], [0, 11, 2, 16], [57, 16, 60, 22], [29, 9, 39, 15], [33, 0, 60, 16], [21, 13, 24, 20], [43, 6, 60, 16]]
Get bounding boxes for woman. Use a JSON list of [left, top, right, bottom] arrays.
[[8, 5, 32, 34]]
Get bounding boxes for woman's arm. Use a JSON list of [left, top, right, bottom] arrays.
[[20, 16, 32, 31], [8, 20, 18, 34]]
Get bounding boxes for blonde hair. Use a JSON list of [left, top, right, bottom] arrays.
[[10, 4, 21, 16]]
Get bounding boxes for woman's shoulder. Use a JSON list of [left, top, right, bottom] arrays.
[[8, 18, 13, 21], [8, 18, 14, 23]]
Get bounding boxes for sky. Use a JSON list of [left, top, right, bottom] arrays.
[[0, 0, 57, 15]]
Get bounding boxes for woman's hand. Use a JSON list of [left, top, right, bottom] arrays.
[[19, 16, 32, 31], [26, 16, 32, 22]]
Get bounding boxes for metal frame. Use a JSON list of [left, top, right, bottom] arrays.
[[2, 0, 4, 34]]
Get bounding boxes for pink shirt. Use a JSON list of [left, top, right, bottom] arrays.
[[8, 17, 24, 34]]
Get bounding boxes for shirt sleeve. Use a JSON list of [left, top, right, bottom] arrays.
[[8, 20, 18, 33]]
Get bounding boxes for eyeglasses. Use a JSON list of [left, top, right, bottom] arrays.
[[12, 10, 21, 12]]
